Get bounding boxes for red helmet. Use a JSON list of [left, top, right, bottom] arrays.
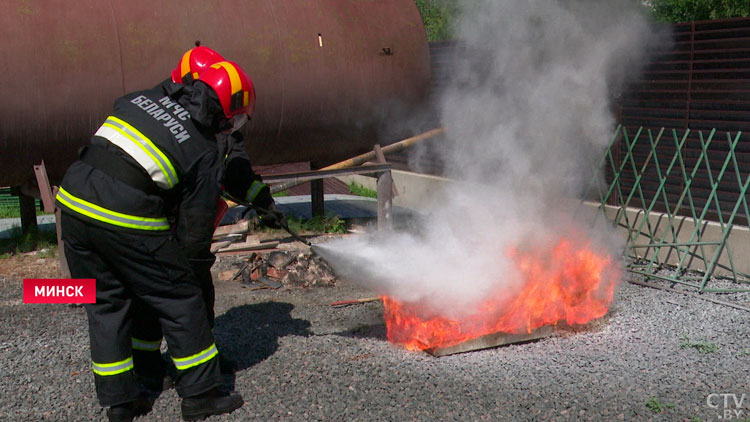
[[171, 46, 225, 84], [198, 61, 256, 118]]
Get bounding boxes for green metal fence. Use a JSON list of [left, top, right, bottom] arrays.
[[586, 126, 750, 293], [0, 187, 17, 208]]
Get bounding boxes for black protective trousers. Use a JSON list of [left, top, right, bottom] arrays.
[[130, 256, 216, 385], [60, 213, 221, 407]]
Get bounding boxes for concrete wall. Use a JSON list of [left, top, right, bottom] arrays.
[[585, 201, 750, 278], [337, 170, 458, 210]]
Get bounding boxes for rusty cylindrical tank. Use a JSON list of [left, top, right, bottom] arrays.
[[0, 0, 430, 188]]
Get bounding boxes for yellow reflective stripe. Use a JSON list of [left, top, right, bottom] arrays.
[[171, 344, 218, 371], [245, 181, 266, 203], [92, 356, 133, 376], [132, 337, 162, 352], [106, 116, 179, 188], [243, 91, 249, 107], [180, 50, 192, 79], [96, 125, 172, 189], [212, 62, 241, 94], [56, 187, 170, 231], [107, 116, 178, 185]]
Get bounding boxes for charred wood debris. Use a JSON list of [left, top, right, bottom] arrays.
[[212, 220, 338, 289]]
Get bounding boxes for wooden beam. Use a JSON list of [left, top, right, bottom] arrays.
[[216, 239, 278, 253]]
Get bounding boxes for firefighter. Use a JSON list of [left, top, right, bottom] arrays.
[[56, 60, 258, 421], [169, 45, 284, 328], [130, 47, 285, 394]]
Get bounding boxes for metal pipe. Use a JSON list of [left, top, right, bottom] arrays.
[[270, 127, 444, 193], [322, 127, 445, 171]]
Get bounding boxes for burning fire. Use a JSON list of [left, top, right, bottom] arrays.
[[383, 237, 620, 351]]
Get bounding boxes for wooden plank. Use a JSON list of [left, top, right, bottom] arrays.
[[210, 241, 232, 254], [210, 234, 248, 253], [330, 297, 381, 307], [424, 325, 554, 357], [213, 220, 249, 238], [217, 240, 279, 253], [216, 247, 280, 256]]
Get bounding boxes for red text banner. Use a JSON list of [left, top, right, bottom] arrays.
[[23, 279, 96, 304]]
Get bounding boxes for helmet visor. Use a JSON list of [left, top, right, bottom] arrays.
[[227, 113, 249, 133]]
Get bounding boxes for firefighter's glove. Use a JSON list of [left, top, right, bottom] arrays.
[[248, 182, 273, 210], [258, 203, 287, 230]]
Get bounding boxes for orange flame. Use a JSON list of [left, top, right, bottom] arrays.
[[383, 237, 620, 351]]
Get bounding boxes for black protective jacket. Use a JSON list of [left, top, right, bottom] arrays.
[[57, 80, 271, 265], [56, 82, 222, 261]]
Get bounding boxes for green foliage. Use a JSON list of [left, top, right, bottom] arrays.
[[647, 0, 750, 23], [0, 204, 17, 219], [0, 226, 58, 256], [272, 190, 290, 197], [348, 181, 378, 199], [285, 214, 348, 234], [0, 187, 49, 218], [415, 0, 459, 41], [646, 397, 674, 413], [0, 203, 51, 218], [680, 335, 719, 354]]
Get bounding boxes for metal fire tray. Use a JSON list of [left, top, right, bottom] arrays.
[[424, 325, 554, 357]]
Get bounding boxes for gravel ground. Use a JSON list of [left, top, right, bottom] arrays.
[[1, 254, 748, 422]]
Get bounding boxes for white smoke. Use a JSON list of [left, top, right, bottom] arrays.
[[318, 0, 660, 317]]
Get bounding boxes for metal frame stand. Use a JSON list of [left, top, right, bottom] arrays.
[[262, 163, 394, 231], [33, 161, 70, 277]]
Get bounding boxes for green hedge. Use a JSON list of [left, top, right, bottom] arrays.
[[415, 0, 459, 41]]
